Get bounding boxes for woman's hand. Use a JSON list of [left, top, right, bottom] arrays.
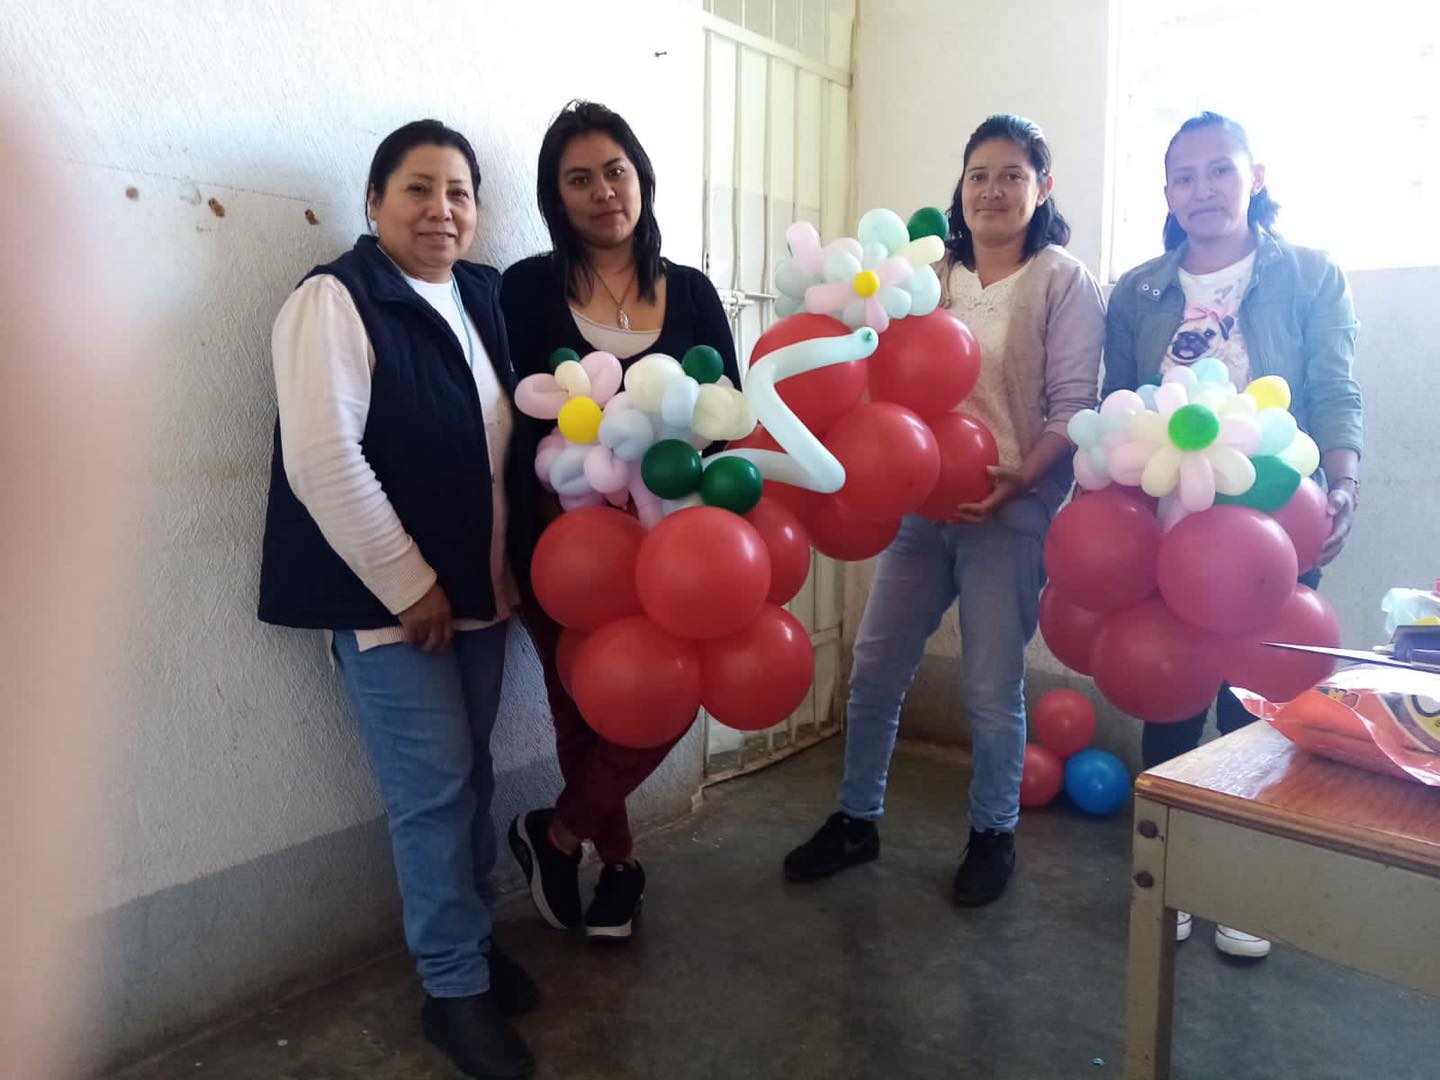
[[399, 583, 454, 652], [950, 465, 1028, 524], [1317, 483, 1357, 567]]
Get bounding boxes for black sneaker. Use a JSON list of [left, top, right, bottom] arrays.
[[486, 943, 539, 1017], [584, 861, 645, 941], [952, 827, 1015, 907], [508, 810, 581, 930], [421, 992, 534, 1079], [782, 812, 880, 883]]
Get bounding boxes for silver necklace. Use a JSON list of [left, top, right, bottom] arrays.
[[594, 267, 637, 330]]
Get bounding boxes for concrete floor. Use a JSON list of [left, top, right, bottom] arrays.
[[114, 738, 1440, 1080]]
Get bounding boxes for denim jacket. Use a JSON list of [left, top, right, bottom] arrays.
[[1103, 230, 1362, 456]]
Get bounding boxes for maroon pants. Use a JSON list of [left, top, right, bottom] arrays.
[[522, 606, 684, 864]]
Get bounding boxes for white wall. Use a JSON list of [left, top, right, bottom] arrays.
[[0, 0, 708, 1066], [850, 0, 1440, 764]]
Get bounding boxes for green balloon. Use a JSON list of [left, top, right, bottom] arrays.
[[907, 206, 948, 241], [1215, 455, 1302, 512], [700, 456, 763, 515], [642, 440, 703, 499], [682, 344, 725, 385], [548, 347, 580, 373], [1167, 404, 1220, 451]]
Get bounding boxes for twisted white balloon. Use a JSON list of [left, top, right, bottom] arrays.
[[709, 327, 879, 493]]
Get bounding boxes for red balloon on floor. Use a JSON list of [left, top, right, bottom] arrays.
[[571, 616, 702, 749], [752, 313, 869, 437], [1032, 689, 1097, 759], [555, 627, 588, 698], [1038, 585, 1107, 676], [1156, 505, 1299, 635], [805, 496, 900, 561], [1043, 490, 1163, 613], [701, 605, 815, 731], [825, 402, 940, 521], [1091, 598, 1226, 724], [636, 507, 771, 640], [867, 310, 981, 419], [531, 507, 645, 631], [1224, 584, 1340, 702], [1268, 477, 1331, 574], [916, 411, 999, 520], [1020, 743, 1064, 807], [744, 496, 812, 605]]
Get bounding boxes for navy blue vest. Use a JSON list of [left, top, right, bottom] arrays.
[[258, 236, 535, 629]]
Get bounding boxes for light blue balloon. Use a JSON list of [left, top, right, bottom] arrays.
[[1191, 357, 1230, 386], [879, 285, 912, 319], [1137, 383, 1159, 410], [906, 266, 942, 315], [1257, 409, 1298, 456], [1086, 444, 1109, 472], [1099, 410, 1131, 437], [856, 208, 910, 255], [599, 408, 656, 461], [1067, 408, 1101, 446], [861, 241, 888, 268], [823, 248, 860, 281]]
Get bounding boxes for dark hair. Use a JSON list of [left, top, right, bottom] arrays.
[[1161, 111, 1280, 251], [945, 114, 1071, 268], [364, 119, 481, 225], [536, 100, 664, 302]]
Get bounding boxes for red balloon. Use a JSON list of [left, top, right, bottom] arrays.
[[531, 507, 645, 631], [701, 605, 815, 731], [1269, 477, 1330, 574], [1157, 506, 1299, 635], [636, 507, 772, 640], [729, 426, 821, 521], [744, 497, 812, 605], [916, 412, 999, 520], [752, 313, 869, 437], [1020, 743, 1064, 808], [1032, 689, 1097, 759], [1091, 598, 1227, 724], [824, 402, 940, 521], [867, 310, 981, 418], [1038, 586, 1107, 676], [555, 627, 588, 698], [571, 616, 701, 748], [1043, 490, 1162, 613], [1225, 585, 1340, 702], [806, 496, 900, 561]]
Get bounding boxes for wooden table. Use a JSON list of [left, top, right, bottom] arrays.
[[1124, 722, 1440, 1079]]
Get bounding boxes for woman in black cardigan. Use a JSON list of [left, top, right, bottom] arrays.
[[502, 101, 738, 943]]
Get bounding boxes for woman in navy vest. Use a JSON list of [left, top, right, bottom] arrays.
[[502, 101, 739, 943], [257, 121, 538, 1080]]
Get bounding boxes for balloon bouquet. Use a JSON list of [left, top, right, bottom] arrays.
[[521, 208, 994, 750], [1039, 361, 1341, 724]]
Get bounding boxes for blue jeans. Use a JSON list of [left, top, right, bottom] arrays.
[[839, 498, 1049, 832], [332, 624, 508, 998]]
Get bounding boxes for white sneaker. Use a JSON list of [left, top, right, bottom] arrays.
[[1175, 911, 1193, 942], [1215, 924, 1271, 958]]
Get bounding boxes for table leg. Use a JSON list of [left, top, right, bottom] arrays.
[[1125, 796, 1175, 1080]]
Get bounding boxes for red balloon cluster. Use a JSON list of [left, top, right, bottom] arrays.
[[742, 310, 993, 560], [1020, 689, 1098, 808], [1039, 480, 1340, 723], [531, 309, 994, 747]]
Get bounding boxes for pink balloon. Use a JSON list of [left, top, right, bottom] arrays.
[[579, 350, 623, 402], [1224, 585, 1340, 702], [515, 373, 570, 419], [1043, 490, 1163, 613], [583, 447, 630, 495], [1269, 477, 1330, 574], [1091, 598, 1227, 724], [1156, 506, 1299, 635]]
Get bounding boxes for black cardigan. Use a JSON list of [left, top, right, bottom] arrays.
[[500, 255, 741, 437]]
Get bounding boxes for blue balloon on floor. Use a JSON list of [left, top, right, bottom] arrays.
[[1064, 748, 1132, 816]]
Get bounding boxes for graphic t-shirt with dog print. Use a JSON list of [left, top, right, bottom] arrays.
[[1160, 250, 1256, 389]]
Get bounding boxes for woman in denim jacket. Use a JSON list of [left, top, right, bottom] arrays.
[[1104, 111, 1363, 958]]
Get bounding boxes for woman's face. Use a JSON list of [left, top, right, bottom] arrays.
[[557, 132, 642, 251], [367, 144, 477, 282], [961, 137, 1051, 249], [1164, 126, 1264, 244]]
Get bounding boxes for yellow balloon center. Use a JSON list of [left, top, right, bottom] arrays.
[[852, 269, 881, 298], [557, 396, 603, 444], [1245, 375, 1292, 413]]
